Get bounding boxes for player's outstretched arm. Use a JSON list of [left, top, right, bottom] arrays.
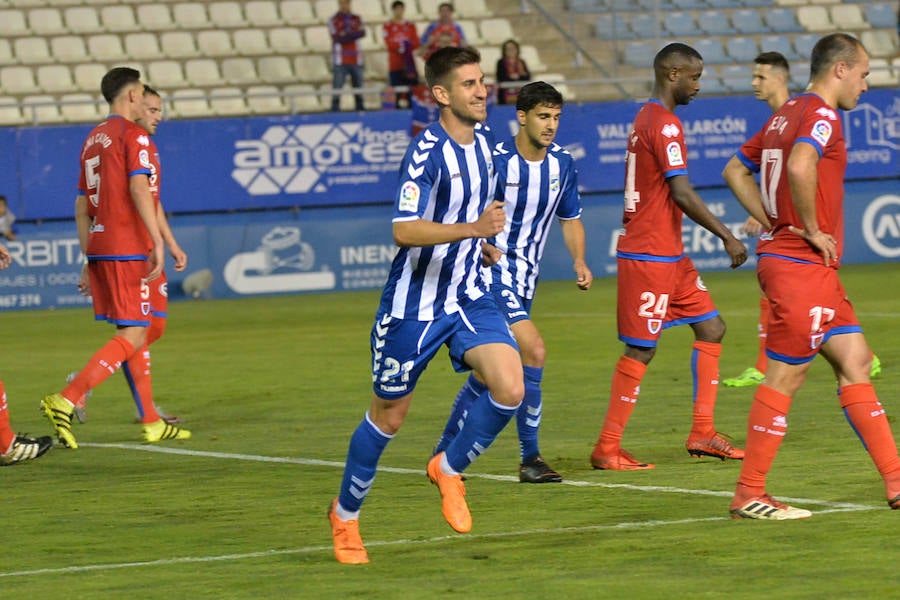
[[560, 218, 592, 290], [722, 155, 771, 230], [393, 200, 506, 247], [669, 175, 747, 269]]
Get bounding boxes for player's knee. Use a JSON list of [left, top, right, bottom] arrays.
[[147, 318, 166, 345], [521, 338, 546, 367], [490, 376, 525, 407]]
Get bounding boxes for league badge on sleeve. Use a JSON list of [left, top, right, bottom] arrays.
[[398, 181, 420, 213], [666, 141, 684, 167], [811, 120, 832, 147]]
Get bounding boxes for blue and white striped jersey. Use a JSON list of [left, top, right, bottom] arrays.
[[379, 122, 497, 321], [487, 140, 582, 300]]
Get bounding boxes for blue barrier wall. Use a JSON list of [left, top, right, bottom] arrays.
[[2, 90, 897, 220]]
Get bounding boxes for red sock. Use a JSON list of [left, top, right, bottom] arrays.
[[755, 297, 770, 373], [593, 355, 647, 458], [62, 336, 135, 404], [0, 380, 14, 453], [735, 385, 792, 498], [689, 340, 721, 439], [123, 344, 160, 424], [147, 316, 166, 346], [841, 383, 900, 480]]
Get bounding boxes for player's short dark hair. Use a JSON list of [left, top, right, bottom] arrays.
[[0, 195, 6, 204], [810, 33, 865, 81], [390, 0, 404, 8], [516, 81, 563, 112], [438, 2, 454, 11], [143, 85, 161, 98], [653, 43, 703, 75], [100, 67, 141, 103], [755, 51, 790, 74], [425, 46, 480, 89]]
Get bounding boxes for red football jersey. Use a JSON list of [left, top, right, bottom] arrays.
[[738, 93, 847, 266], [78, 115, 153, 259], [382, 20, 419, 72], [617, 100, 690, 258]]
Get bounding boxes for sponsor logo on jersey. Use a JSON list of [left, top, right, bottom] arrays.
[[815, 106, 837, 120], [398, 181, 420, 213], [661, 123, 680, 138], [666, 141, 684, 166], [811, 120, 832, 146], [136, 135, 150, 147], [550, 175, 560, 192]]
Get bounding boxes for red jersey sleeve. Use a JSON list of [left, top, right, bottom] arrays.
[[737, 127, 763, 173], [651, 114, 688, 179]]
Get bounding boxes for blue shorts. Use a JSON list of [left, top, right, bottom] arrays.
[[489, 282, 533, 326], [371, 295, 517, 400]]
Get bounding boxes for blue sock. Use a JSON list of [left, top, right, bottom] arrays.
[[517, 366, 543, 462], [338, 413, 393, 515], [433, 373, 486, 455], [444, 390, 518, 473]]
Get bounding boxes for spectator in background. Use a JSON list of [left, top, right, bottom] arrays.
[[496, 39, 531, 105], [0, 195, 16, 241], [329, 0, 366, 112], [383, 0, 420, 109], [419, 2, 467, 61]]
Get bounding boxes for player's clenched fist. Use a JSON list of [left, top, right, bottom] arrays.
[[475, 200, 506, 237]]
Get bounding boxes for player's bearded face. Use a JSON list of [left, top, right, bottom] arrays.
[[447, 64, 487, 123], [674, 61, 703, 105]]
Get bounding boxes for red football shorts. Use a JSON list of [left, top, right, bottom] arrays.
[[148, 270, 168, 317], [617, 256, 718, 347], [88, 259, 152, 327], [758, 256, 861, 364]]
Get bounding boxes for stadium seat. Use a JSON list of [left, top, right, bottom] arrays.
[[14, 37, 52, 65], [732, 9, 769, 35], [764, 8, 803, 33], [705, 0, 742, 7], [100, 5, 140, 32], [789, 60, 809, 89], [479, 18, 515, 45], [87, 34, 126, 62], [280, 0, 316, 26], [455, 19, 483, 46], [246, 84, 288, 114], [245, 1, 283, 27], [258, 56, 295, 84], [28, 8, 68, 36], [0, 66, 41, 95], [313, 0, 338, 23], [759, 35, 797, 61], [867, 58, 897, 87], [456, 0, 492, 18], [22, 94, 64, 125], [796, 6, 835, 33], [209, 86, 248, 116], [700, 66, 728, 95], [726, 36, 759, 63], [147, 59, 189, 89], [721, 64, 753, 92], [0, 10, 28, 39], [36, 64, 76, 94], [354, 0, 388, 22], [172, 3, 212, 29], [479, 45, 502, 72], [863, 3, 898, 29], [170, 89, 210, 119], [124, 32, 164, 62], [520, 45, 547, 73], [64, 6, 102, 34], [698, 10, 736, 35], [741, 0, 775, 6], [269, 28, 307, 55], [861, 30, 899, 59], [360, 25, 385, 51], [60, 93, 103, 123], [793, 34, 818, 59], [665, 12, 696, 37], [594, 14, 632, 40], [0, 40, 12, 67], [208, 2, 249, 28], [136, 4, 175, 31], [74, 63, 108, 92], [672, 0, 705, 9], [0, 96, 23, 126], [621, 40, 656, 67], [364, 51, 389, 80], [294, 54, 331, 83], [184, 58, 225, 87], [630, 13, 661, 38], [163, 31, 203, 58], [233, 29, 271, 56], [304, 25, 333, 53], [222, 57, 259, 85], [284, 83, 324, 113], [829, 4, 868, 31], [695, 38, 728, 63]]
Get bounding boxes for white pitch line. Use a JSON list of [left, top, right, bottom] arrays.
[[83, 443, 874, 511], [0, 507, 871, 580]]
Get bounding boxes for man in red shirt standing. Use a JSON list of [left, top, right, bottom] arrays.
[[419, 3, 467, 61], [329, 0, 365, 112], [40, 67, 190, 448], [383, 0, 420, 109], [724, 33, 900, 519], [589, 43, 747, 471]]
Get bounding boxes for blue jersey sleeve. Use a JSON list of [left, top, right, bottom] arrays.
[[555, 153, 582, 220]]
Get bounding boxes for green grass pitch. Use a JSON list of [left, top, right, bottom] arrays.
[[1, 263, 898, 597]]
